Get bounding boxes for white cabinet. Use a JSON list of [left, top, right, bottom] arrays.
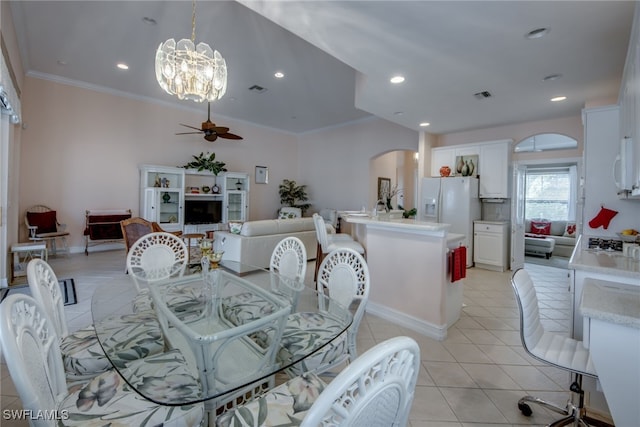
[[139, 165, 184, 232], [473, 221, 509, 271], [430, 147, 456, 177], [478, 141, 510, 198], [225, 190, 248, 222], [223, 173, 249, 222], [431, 140, 510, 197]]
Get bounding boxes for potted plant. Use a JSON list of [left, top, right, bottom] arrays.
[[181, 152, 227, 193], [279, 179, 311, 215]]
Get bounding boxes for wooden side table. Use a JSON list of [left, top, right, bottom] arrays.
[[182, 233, 205, 264]]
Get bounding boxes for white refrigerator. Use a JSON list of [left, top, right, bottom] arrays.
[[421, 177, 481, 267]]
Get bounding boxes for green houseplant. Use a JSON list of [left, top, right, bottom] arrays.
[[181, 152, 227, 193], [279, 179, 310, 215], [181, 152, 227, 175]]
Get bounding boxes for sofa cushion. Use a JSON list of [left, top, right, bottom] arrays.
[[531, 220, 551, 235], [563, 222, 577, 237], [241, 220, 280, 237], [553, 235, 576, 247], [27, 211, 58, 234], [277, 217, 315, 234], [550, 220, 567, 236]]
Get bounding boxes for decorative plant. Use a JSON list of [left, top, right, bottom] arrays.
[[181, 152, 227, 176], [381, 184, 402, 211], [279, 179, 311, 214]]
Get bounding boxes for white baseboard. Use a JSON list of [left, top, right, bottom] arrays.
[[69, 243, 124, 255], [365, 301, 448, 341]]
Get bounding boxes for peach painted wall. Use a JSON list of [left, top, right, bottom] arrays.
[[19, 77, 299, 252], [297, 117, 419, 212]]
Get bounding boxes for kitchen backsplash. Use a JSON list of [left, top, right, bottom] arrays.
[[482, 202, 511, 221]]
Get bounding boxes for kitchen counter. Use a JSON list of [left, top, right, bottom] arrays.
[[569, 236, 640, 279], [343, 215, 450, 234], [342, 215, 463, 340], [580, 278, 640, 427], [581, 278, 640, 329]]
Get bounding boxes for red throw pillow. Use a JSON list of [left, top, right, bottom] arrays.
[[27, 211, 57, 234], [530, 220, 551, 235], [563, 222, 577, 237]]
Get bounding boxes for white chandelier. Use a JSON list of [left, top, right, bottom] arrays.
[[155, 0, 227, 103]]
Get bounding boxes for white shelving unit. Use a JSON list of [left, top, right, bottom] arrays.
[[139, 165, 184, 232]]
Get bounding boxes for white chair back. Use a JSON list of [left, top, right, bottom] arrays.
[[511, 268, 545, 353], [0, 294, 68, 423], [319, 208, 338, 228], [312, 213, 330, 252], [270, 236, 307, 281], [126, 232, 188, 291], [317, 248, 370, 358], [301, 336, 420, 427], [26, 258, 69, 338]]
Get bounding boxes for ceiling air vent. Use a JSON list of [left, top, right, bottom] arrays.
[[473, 91, 492, 100], [248, 85, 267, 93]]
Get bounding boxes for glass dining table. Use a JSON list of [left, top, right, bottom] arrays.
[[91, 260, 352, 413]]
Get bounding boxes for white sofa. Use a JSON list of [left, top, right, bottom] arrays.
[[214, 218, 318, 274], [524, 219, 576, 258]]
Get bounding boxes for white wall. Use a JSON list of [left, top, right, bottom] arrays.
[[297, 117, 418, 212]]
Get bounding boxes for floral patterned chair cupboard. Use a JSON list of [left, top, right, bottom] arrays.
[[25, 205, 70, 257], [216, 336, 420, 427], [0, 294, 204, 427]]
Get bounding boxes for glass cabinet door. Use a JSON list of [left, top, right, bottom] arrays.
[[226, 190, 246, 222]]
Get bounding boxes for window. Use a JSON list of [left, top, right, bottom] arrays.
[[525, 166, 577, 220]]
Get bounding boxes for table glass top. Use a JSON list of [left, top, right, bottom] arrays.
[[91, 260, 352, 406]]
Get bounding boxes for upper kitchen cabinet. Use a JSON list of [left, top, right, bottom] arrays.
[[431, 140, 511, 198], [620, 3, 640, 198], [478, 140, 511, 198], [431, 147, 456, 176]]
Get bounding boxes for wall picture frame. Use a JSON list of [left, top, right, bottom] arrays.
[[255, 166, 268, 184], [378, 177, 391, 200]]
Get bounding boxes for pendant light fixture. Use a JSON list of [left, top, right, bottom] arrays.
[[155, 0, 227, 103]]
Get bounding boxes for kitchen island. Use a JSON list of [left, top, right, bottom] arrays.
[[343, 215, 465, 340], [568, 235, 640, 422]]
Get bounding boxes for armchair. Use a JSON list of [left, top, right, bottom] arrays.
[[25, 205, 70, 257]]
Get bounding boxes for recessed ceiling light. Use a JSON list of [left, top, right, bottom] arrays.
[[390, 75, 405, 84], [116, 63, 129, 70], [543, 73, 563, 81], [551, 96, 567, 102], [274, 72, 284, 79], [394, 111, 404, 116], [526, 27, 549, 39], [142, 17, 157, 25], [419, 122, 430, 127], [57, 60, 67, 66]]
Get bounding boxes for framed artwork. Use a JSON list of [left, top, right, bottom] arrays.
[[255, 166, 268, 184], [377, 177, 391, 200], [454, 155, 478, 177]]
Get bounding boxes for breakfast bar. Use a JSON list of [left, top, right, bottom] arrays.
[[343, 215, 464, 340]]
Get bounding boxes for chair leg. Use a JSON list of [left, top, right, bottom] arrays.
[[517, 374, 593, 426], [314, 245, 325, 282]]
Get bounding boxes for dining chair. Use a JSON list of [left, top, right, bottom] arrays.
[[220, 236, 307, 328], [120, 216, 183, 255], [216, 335, 420, 427], [511, 268, 598, 425], [24, 204, 70, 257], [0, 294, 205, 426], [312, 213, 365, 281], [280, 247, 370, 377], [126, 231, 189, 312], [26, 259, 165, 381]]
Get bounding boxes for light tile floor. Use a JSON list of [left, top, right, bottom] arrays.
[[1, 250, 578, 426]]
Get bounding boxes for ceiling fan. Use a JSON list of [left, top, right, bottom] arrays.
[[176, 103, 243, 142]]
